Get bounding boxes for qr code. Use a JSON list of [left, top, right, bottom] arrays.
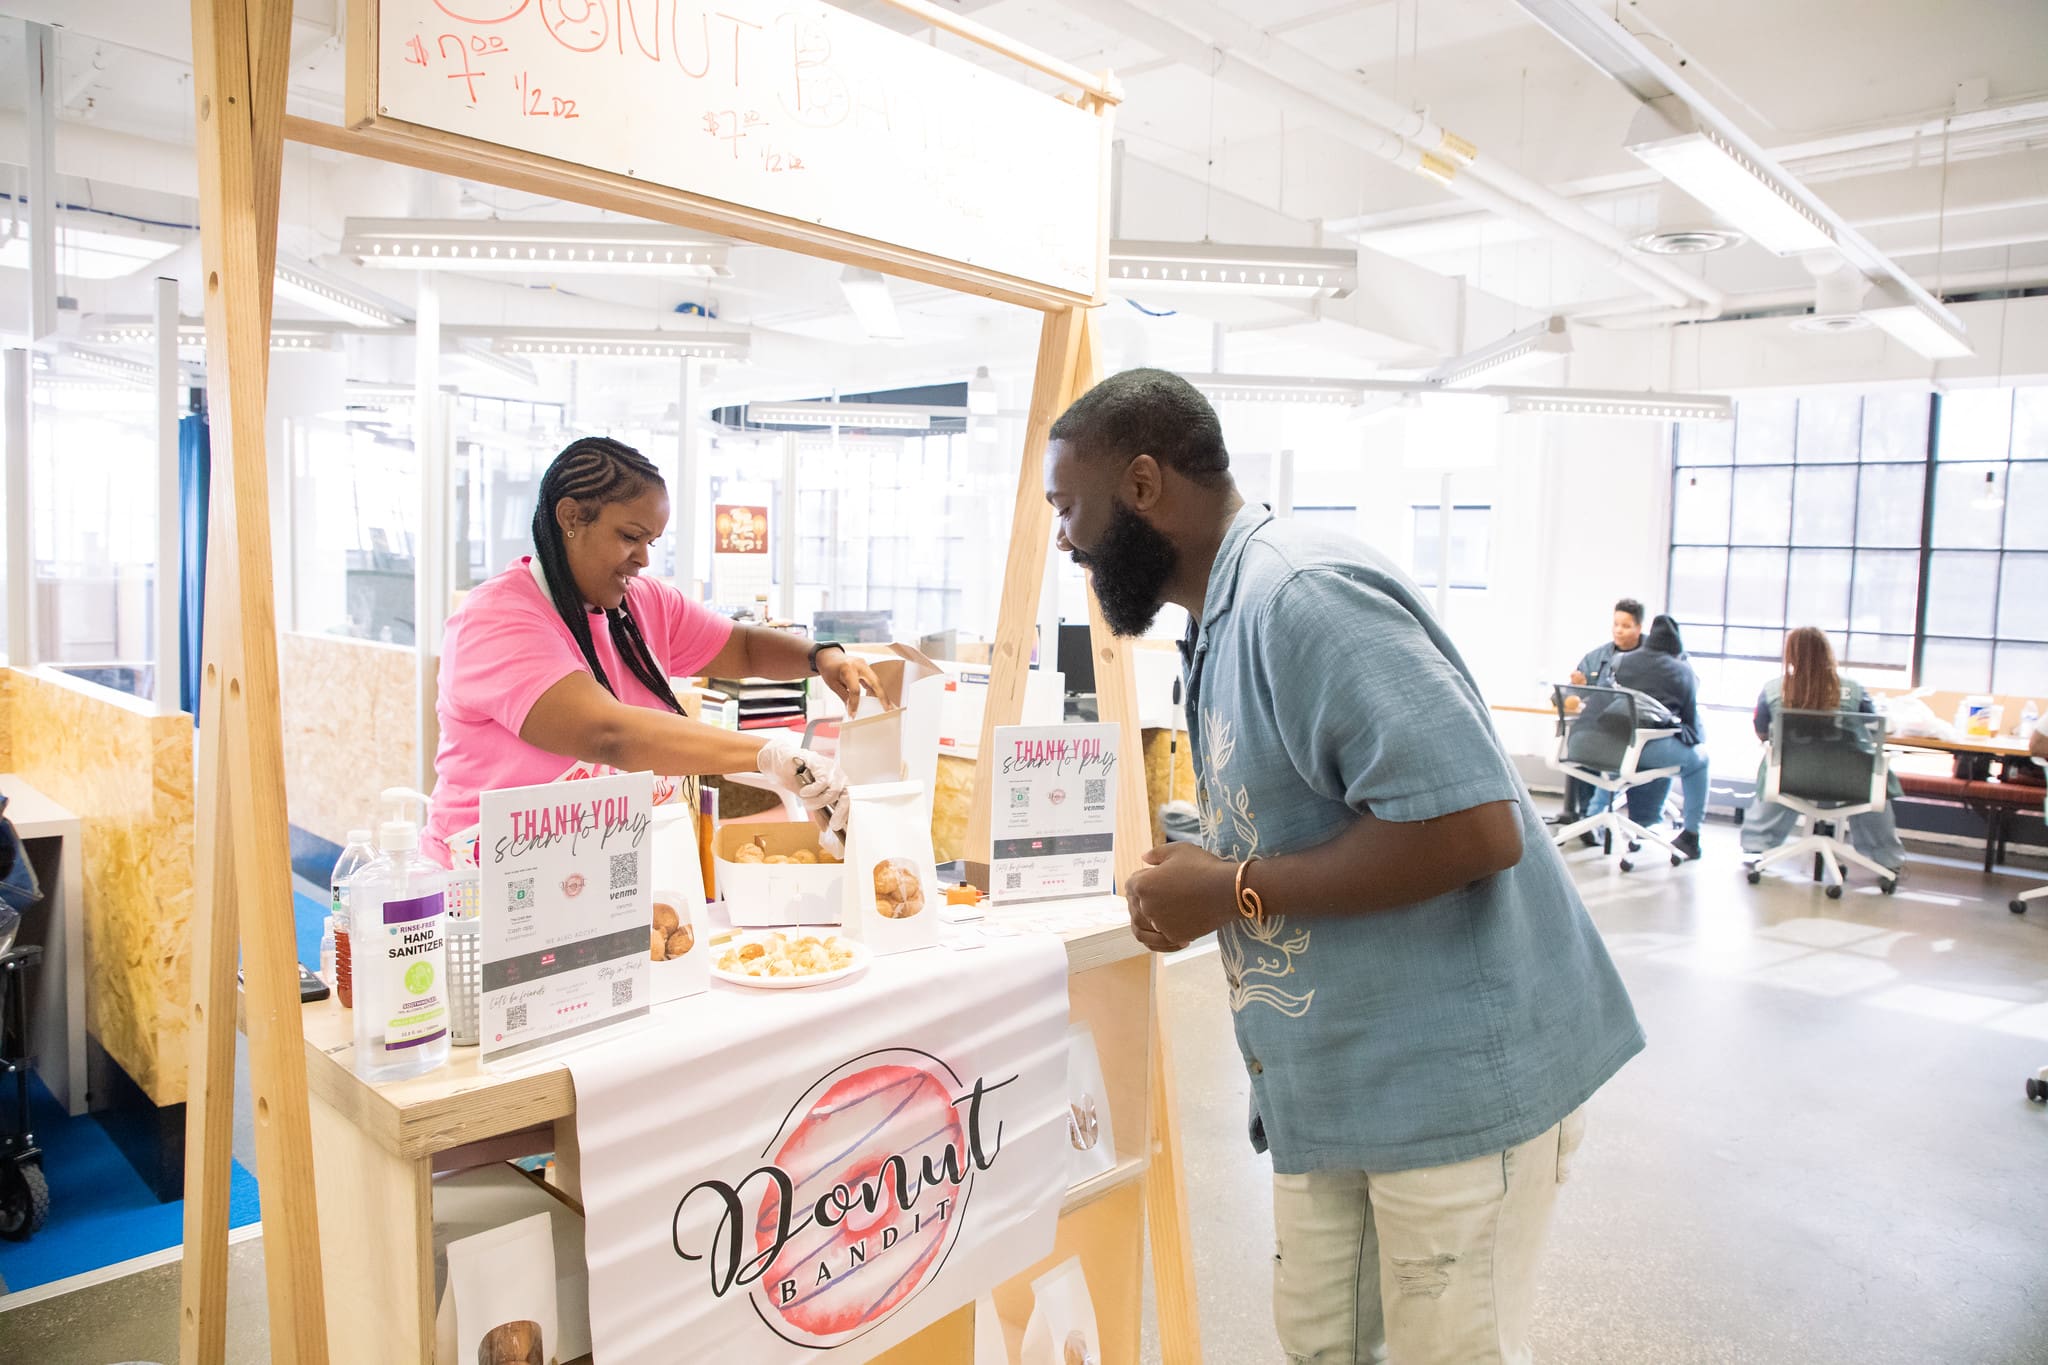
[[609, 852, 636, 895], [1083, 867, 1101, 889], [505, 1003, 528, 1031], [1004, 871, 1023, 891], [506, 877, 533, 911], [1010, 786, 1031, 808], [611, 979, 634, 1007], [1084, 779, 1106, 805]]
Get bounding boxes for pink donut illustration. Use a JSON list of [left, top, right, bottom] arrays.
[[751, 1056, 973, 1346]]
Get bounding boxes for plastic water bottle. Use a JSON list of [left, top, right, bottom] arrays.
[[2023, 699, 2041, 743], [318, 915, 336, 988], [329, 828, 375, 1008], [350, 791, 451, 1083]]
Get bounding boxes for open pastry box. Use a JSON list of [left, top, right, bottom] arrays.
[[713, 822, 847, 927]]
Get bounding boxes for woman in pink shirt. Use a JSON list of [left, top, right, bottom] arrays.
[[426, 436, 884, 865]]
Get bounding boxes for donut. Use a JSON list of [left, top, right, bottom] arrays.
[[753, 1061, 968, 1342], [733, 842, 767, 865], [477, 1319, 544, 1365], [649, 927, 667, 961], [790, 849, 818, 865], [666, 926, 696, 958], [1069, 1096, 1099, 1151], [652, 902, 680, 933]]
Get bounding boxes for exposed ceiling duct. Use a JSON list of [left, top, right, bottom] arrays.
[[1080, 0, 1723, 313], [1514, 0, 1970, 358]]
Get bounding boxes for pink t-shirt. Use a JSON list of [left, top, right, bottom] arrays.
[[426, 558, 733, 864]]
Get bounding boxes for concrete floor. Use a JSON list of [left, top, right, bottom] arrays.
[[5, 820, 2047, 1364], [1141, 821, 2048, 1365]]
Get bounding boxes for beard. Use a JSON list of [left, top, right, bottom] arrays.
[[1070, 499, 1180, 638]]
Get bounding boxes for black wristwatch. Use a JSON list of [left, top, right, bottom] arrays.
[[807, 640, 845, 675]]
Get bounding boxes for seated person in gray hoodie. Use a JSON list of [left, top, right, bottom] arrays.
[[1588, 614, 1709, 861]]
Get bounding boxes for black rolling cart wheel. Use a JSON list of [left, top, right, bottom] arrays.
[[1746, 869, 1762, 885], [2014, 899, 2029, 915], [1826, 884, 1844, 900], [0, 1160, 47, 1240], [2027, 1077, 2048, 1104], [1670, 854, 1683, 867], [1880, 878, 1897, 895]]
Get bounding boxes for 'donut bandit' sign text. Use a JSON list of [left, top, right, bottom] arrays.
[[673, 1050, 1015, 1349]]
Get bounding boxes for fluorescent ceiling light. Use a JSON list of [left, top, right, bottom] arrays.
[[1625, 102, 1834, 257], [83, 315, 338, 352], [1183, 371, 1727, 422], [447, 325, 751, 361], [839, 268, 904, 340], [1184, 373, 1394, 405], [342, 218, 730, 277], [1863, 281, 1972, 360], [0, 216, 186, 280], [1495, 386, 1732, 422], [747, 400, 933, 430], [55, 342, 156, 387], [1431, 316, 1572, 388], [1112, 240, 1357, 299], [1514, 0, 1671, 101], [274, 258, 411, 328]]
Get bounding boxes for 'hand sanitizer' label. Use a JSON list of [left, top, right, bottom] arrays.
[[379, 891, 448, 1050]]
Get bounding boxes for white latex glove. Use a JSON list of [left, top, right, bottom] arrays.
[[815, 799, 849, 859], [756, 740, 848, 813]]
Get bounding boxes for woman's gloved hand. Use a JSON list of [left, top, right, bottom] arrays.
[[756, 740, 848, 814]]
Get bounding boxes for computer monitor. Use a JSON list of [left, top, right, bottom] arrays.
[[1057, 622, 1096, 695]]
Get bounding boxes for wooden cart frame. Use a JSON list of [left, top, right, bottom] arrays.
[[177, 2, 1201, 1360]]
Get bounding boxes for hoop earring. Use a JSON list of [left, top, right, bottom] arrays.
[[566, 530, 575, 538]]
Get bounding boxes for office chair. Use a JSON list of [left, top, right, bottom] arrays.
[[1549, 684, 1685, 872], [1744, 707, 1898, 899], [2010, 758, 2046, 918]]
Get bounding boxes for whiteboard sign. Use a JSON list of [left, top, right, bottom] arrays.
[[369, 0, 1103, 295]]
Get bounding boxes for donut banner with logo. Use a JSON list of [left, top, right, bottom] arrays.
[[566, 934, 1071, 1363]]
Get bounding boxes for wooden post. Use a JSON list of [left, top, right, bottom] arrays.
[[1066, 317, 1207, 1364], [180, 2, 329, 1362], [964, 305, 1087, 871]]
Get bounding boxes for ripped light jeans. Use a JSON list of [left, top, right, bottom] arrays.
[[1271, 1108, 1586, 1365]]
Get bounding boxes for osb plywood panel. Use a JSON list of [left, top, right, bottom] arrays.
[[279, 632, 418, 846], [932, 753, 975, 865], [0, 666, 13, 773], [1143, 728, 1195, 847], [930, 733, 1190, 866], [6, 668, 194, 1106]]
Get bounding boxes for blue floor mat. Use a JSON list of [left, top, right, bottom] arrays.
[[292, 887, 327, 973], [0, 1073, 261, 1293], [0, 890, 323, 1291]]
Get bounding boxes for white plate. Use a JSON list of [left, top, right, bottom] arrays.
[[711, 934, 871, 990]]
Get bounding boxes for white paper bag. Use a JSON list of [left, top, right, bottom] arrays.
[[447, 1211, 560, 1365], [1064, 1024, 1116, 1185], [974, 1291, 1011, 1365], [839, 780, 940, 957], [1020, 1257, 1099, 1365]]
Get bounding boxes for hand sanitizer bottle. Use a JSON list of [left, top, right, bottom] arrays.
[[350, 789, 451, 1082]]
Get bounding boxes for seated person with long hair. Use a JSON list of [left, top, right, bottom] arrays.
[[1738, 626, 1905, 876]]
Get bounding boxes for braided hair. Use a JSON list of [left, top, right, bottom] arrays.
[[530, 437, 688, 717]]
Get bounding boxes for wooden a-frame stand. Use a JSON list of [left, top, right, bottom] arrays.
[[177, 2, 1202, 1360]]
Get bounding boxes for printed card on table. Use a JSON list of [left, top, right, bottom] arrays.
[[479, 770, 653, 1065], [989, 723, 1120, 905]]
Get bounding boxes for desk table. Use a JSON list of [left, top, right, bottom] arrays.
[[2, 775, 86, 1115], [292, 915, 1154, 1364]]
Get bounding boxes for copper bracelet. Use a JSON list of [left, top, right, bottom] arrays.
[[1235, 856, 1265, 932]]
